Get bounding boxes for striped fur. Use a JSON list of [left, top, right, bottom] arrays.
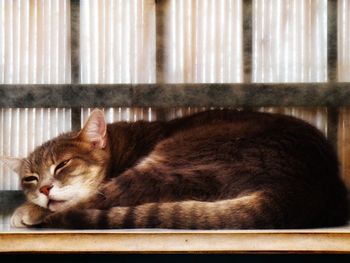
[[42, 192, 275, 229]]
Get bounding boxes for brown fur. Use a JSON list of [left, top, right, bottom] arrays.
[[10, 110, 350, 229]]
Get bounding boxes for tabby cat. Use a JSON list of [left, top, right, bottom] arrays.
[[1, 109, 349, 229]]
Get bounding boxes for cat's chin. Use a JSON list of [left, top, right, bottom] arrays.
[[48, 199, 67, 212]]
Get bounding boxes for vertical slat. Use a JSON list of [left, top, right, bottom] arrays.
[[19, 1, 29, 83], [70, 0, 80, 84], [52, 0, 59, 83], [28, 0, 36, 83], [0, 110, 3, 190], [122, 1, 131, 82], [0, 0, 4, 83], [37, 0, 43, 83], [13, 0, 19, 83], [253, 0, 327, 82], [163, 0, 242, 83], [71, 108, 81, 131], [116, 0, 122, 82], [327, 107, 339, 148], [4, 109, 11, 190], [4, 1, 13, 83], [338, 0, 350, 81], [48, 0, 53, 81], [328, 0, 337, 82], [43, 0, 50, 83], [243, 0, 252, 83], [70, 0, 81, 131], [58, 0, 65, 82], [131, 0, 137, 83], [242, 0, 252, 111], [11, 108, 19, 188], [80, 0, 88, 82], [98, 0, 105, 83], [105, 0, 112, 83], [156, 0, 166, 84], [338, 108, 350, 189], [155, 0, 168, 120], [327, 0, 338, 148]]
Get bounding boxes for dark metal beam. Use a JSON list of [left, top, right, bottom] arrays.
[[70, 0, 80, 84], [243, 0, 252, 83], [328, 0, 338, 82], [327, 0, 339, 148], [70, 0, 81, 130], [155, 0, 166, 84], [0, 83, 350, 107], [327, 107, 339, 148], [155, 0, 170, 121]]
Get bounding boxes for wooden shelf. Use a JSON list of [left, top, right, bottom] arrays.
[[1, 227, 350, 253]]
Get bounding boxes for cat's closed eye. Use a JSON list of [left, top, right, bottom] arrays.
[[22, 174, 39, 184], [54, 159, 71, 175]]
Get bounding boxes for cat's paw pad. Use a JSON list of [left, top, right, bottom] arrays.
[[10, 203, 48, 228]]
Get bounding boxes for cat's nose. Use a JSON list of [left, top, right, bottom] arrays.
[[40, 185, 53, 196]]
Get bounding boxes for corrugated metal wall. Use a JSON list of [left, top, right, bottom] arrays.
[[162, 0, 242, 83], [0, 0, 72, 191], [80, 0, 156, 83], [0, 0, 350, 190], [253, 0, 327, 83], [0, 0, 71, 84], [79, 0, 242, 124]]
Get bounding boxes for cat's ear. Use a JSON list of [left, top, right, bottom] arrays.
[[0, 156, 23, 175], [79, 109, 107, 149]]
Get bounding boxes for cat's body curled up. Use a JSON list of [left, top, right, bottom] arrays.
[[3, 109, 349, 229]]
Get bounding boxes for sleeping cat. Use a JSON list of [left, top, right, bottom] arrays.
[[1, 109, 349, 229]]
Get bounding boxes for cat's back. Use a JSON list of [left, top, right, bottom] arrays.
[[165, 109, 330, 152], [153, 110, 341, 190], [103, 110, 348, 229], [151, 110, 348, 227], [167, 109, 321, 138]]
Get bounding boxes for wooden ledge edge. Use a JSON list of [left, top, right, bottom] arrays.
[[1, 231, 350, 253]]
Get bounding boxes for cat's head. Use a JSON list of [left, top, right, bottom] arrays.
[[0, 109, 109, 212]]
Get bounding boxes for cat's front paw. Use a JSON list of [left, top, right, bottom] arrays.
[[11, 202, 50, 228]]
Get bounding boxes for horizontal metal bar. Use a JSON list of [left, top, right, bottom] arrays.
[[1, 83, 350, 107]]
